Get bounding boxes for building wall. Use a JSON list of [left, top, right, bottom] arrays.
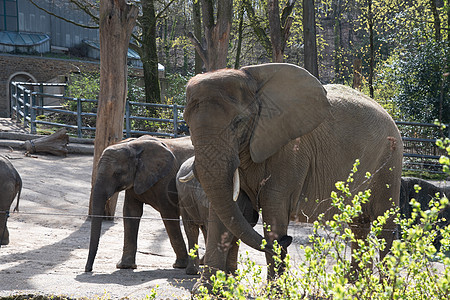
[[0, 53, 100, 117], [16, 0, 99, 49]]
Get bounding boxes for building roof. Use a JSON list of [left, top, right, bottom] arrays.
[[0, 31, 50, 46]]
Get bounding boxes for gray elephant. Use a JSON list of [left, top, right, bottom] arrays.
[[400, 177, 450, 250], [0, 155, 22, 246], [183, 63, 403, 288], [176, 156, 259, 275], [85, 135, 194, 272]]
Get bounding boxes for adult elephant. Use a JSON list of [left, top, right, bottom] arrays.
[[183, 63, 403, 285], [85, 135, 194, 272], [0, 155, 22, 246]]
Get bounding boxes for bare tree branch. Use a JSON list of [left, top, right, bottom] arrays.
[[29, 0, 99, 29], [69, 0, 99, 24], [187, 31, 208, 66]]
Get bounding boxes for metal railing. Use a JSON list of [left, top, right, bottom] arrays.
[[9, 81, 186, 138], [396, 121, 449, 174], [8, 81, 450, 175]]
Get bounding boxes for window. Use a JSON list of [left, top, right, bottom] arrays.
[[1, 0, 18, 31]]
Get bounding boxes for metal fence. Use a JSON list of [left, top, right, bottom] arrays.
[[396, 121, 449, 174], [9, 81, 186, 138], [8, 81, 450, 175]]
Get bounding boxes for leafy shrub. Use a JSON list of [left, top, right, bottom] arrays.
[[191, 159, 450, 299], [164, 72, 193, 105]]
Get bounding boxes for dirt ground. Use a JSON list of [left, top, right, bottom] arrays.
[[0, 140, 318, 299]]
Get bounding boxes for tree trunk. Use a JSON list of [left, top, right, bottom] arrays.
[[268, 0, 283, 62], [303, 0, 319, 78], [430, 0, 441, 42], [193, 0, 203, 74], [90, 0, 138, 216], [353, 58, 362, 90], [368, 0, 374, 98], [141, 0, 161, 103], [234, 2, 245, 69], [243, 0, 273, 59], [332, 0, 343, 82], [201, 0, 233, 71]]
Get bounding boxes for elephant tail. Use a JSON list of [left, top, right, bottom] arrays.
[[13, 176, 22, 212]]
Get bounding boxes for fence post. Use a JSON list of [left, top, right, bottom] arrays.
[[23, 89, 29, 129], [30, 93, 37, 134], [15, 85, 21, 124], [125, 100, 131, 138], [38, 83, 44, 116], [173, 104, 178, 138], [10, 82, 15, 118], [77, 98, 83, 138]]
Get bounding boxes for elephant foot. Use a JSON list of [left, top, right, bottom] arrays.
[[185, 265, 199, 275], [191, 273, 213, 297], [116, 259, 137, 269], [185, 258, 200, 275], [173, 257, 188, 269]]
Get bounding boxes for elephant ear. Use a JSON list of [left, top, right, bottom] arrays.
[[133, 141, 176, 195], [241, 63, 331, 163]]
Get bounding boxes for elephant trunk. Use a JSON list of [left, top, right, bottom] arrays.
[[85, 185, 109, 272], [194, 154, 273, 256]]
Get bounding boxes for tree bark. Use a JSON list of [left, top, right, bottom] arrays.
[[140, 0, 161, 103], [368, 0, 374, 98], [303, 0, 319, 78], [243, 0, 273, 58], [234, 2, 245, 69], [353, 58, 362, 91], [188, 0, 232, 71], [90, 0, 138, 216], [193, 0, 203, 74], [430, 0, 441, 42], [268, 0, 283, 62], [200, 0, 233, 71]]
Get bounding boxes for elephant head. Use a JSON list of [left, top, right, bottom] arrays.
[[85, 137, 176, 272], [183, 63, 330, 254]]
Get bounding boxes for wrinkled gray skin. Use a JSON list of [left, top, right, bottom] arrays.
[[176, 156, 259, 275], [400, 177, 450, 250], [183, 63, 403, 290], [0, 155, 22, 246], [85, 136, 194, 272]]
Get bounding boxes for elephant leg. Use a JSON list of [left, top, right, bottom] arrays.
[[261, 200, 291, 279], [226, 237, 240, 274], [159, 209, 189, 269], [193, 207, 234, 294], [0, 211, 9, 245], [117, 192, 143, 269], [199, 225, 207, 265], [183, 218, 200, 275], [349, 215, 371, 280]]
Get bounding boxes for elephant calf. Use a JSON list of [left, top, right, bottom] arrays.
[[176, 156, 259, 275], [400, 177, 450, 250], [85, 136, 194, 272], [0, 155, 22, 246]]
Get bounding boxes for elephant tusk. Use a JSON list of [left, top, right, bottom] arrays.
[[179, 170, 195, 183], [233, 168, 240, 202]]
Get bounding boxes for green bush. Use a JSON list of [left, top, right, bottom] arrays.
[[191, 159, 450, 299]]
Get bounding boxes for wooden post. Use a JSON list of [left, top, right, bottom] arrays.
[[89, 0, 138, 216]]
